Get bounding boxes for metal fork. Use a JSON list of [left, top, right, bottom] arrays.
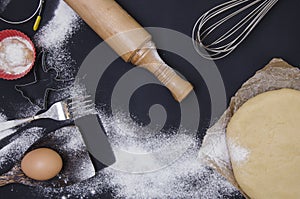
[[0, 96, 96, 132]]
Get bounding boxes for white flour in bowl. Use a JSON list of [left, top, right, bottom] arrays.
[[0, 36, 34, 74]]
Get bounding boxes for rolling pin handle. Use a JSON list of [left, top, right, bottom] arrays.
[[130, 41, 193, 102]]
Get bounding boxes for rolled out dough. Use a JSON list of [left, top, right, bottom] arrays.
[[226, 88, 300, 199]]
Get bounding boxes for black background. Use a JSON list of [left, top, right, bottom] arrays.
[[0, 0, 300, 198]]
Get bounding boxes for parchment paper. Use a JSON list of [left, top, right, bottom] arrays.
[[198, 58, 300, 196]]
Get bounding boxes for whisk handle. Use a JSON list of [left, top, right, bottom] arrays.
[[64, 0, 193, 102]]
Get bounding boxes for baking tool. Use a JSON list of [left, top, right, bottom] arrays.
[[33, 0, 45, 31], [0, 96, 96, 132], [75, 114, 116, 166], [15, 50, 74, 109], [0, 126, 96, 187], [64, 0, 193, 102], [192, 0, 278, 60], [0, 29, 36, 80], [0, 0, 44, 29]]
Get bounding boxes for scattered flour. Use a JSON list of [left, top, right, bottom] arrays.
[[0, 104, 41, 141], [58, 148, 239, 199], [44, 126, 96, 185], [0, 127, 45, 170], [0, 0, 11, 13], [13, 102, 41, 119], [0, 81, 240, 198], [54, 127, 85, 152], [108, 150, 238, 199], [38, 111, 241, 199], [198, 119, 250, 167], [68, 82, 97, 119], [227, 139, 250, 164], [34, 0, 81, 79], [198, 122, 231, 169], [0, 112, 16, 141], [0, 85, 241, 198]]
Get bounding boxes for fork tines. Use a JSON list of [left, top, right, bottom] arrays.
[[67, 95, 97, 120]]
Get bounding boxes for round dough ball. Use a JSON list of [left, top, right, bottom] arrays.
[[227, 88, 300, 199]]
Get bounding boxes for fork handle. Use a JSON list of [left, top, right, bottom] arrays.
[[0, 117, 34, 132]]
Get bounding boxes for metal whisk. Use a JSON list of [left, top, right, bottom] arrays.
[[192, 0, 279, 60]]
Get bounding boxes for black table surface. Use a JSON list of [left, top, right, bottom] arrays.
[[1, 0, 300, 198]]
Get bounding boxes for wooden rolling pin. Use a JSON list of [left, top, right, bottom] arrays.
[[64, 0, 193, 102]]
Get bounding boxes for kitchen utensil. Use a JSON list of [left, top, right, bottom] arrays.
[[33, 0, 45, 31], [64, 0, 193, 102], [75, 114, 116, 166], [0, 0, 44, 26], [0, 126, 96, 187], [192, 0, 278, 60], [0, 29, 36, 80], [0, 96, 96, 132], [15, 50, 74, 109]]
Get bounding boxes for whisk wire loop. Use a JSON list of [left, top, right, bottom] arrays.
[[192, 0, 279, 60]]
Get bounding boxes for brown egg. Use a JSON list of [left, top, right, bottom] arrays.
[[21, 148, 63, 181]]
